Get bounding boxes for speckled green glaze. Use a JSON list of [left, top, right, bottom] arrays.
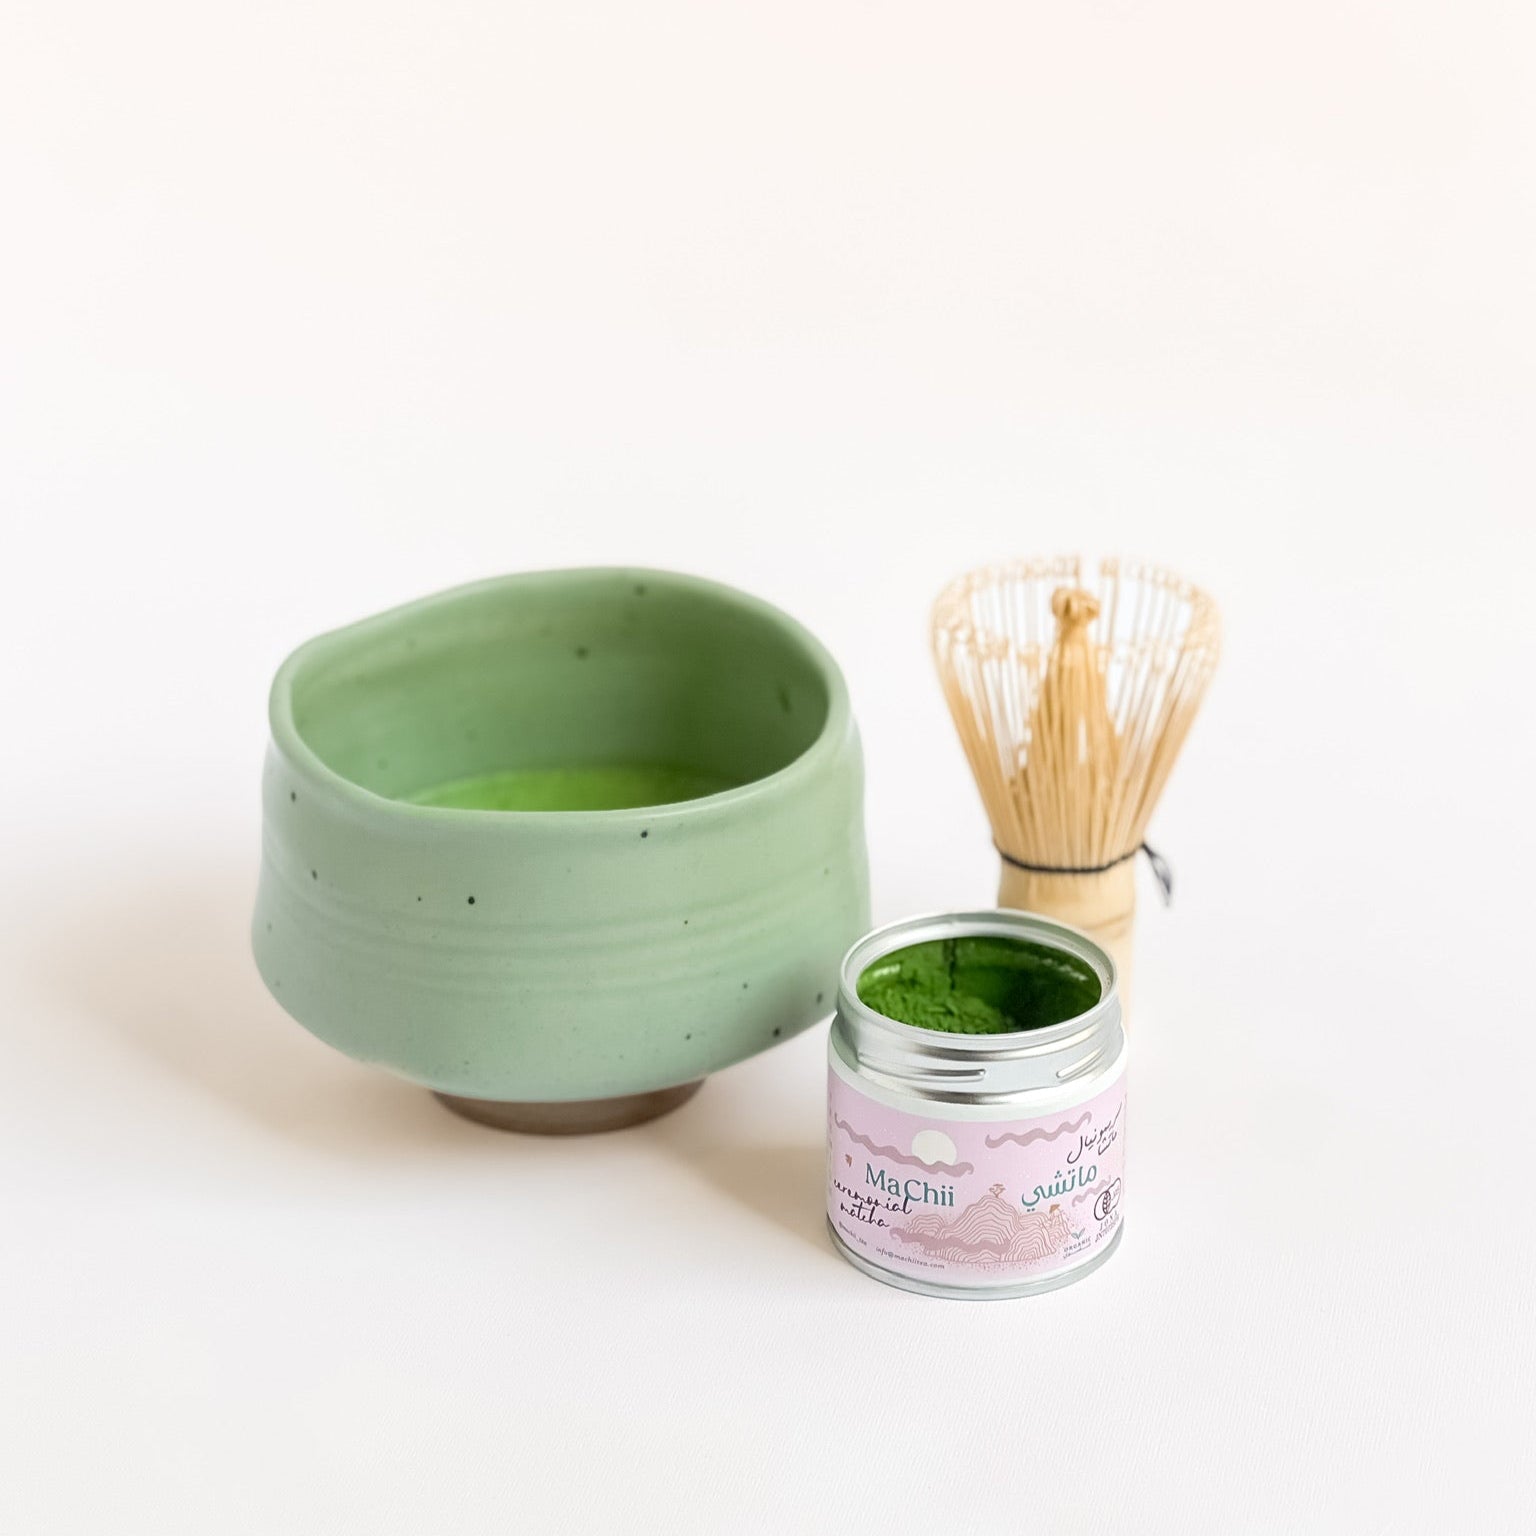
[[252, 569, 870, 1104]]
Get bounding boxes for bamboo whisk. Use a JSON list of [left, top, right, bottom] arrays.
[[931, 558, 1220, 995]]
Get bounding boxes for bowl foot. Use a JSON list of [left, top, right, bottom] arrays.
[[433, 1079, 704, 1135]]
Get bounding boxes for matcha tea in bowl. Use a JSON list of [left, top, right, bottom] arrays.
[[253, 569, 870, 1133], [827, 910, 1125, 1299]]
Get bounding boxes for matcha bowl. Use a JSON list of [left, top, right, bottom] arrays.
[[252, 569, 869, 1132]]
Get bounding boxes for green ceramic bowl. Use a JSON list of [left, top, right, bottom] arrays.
[[251, 569, 870, 1132]]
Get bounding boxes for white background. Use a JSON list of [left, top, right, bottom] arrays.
[[4, 2, 1533, 1531]]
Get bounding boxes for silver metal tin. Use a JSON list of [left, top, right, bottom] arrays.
[[826, 909, 1126, 1300]]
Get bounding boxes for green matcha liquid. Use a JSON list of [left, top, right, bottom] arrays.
[[410, 764, 739, 812], [856, 935, 1101, 1035]]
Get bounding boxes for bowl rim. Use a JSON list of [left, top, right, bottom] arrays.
[[268, 566, 856, 825]]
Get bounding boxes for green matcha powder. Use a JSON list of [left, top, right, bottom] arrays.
[[856, 935, 1102, 1035]]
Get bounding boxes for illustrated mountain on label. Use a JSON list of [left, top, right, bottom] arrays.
[[896, 1183, 1071, 1265]]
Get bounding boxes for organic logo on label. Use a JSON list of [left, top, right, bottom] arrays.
[[1092, 1178, 1122, 1223]]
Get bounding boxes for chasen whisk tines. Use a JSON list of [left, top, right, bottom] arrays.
[[931, 557, 1220, 997]]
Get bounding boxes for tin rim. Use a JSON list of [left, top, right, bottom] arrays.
[[836, 907, 1120, 1058], [827, 1216, 1124, 1301]]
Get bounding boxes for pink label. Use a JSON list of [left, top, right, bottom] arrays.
[[827, 1062, 1126, 1289]]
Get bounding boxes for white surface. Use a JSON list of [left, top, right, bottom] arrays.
[[3, 2, 1534, 1531]]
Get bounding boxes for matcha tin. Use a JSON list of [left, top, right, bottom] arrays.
[[827, 910, 1125, 1299]]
